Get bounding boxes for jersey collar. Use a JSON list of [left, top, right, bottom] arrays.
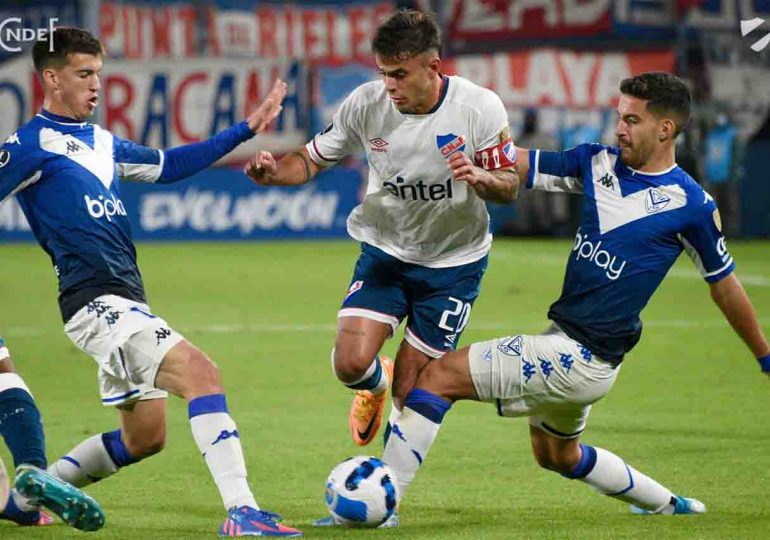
[[37, 109, 87, 126]]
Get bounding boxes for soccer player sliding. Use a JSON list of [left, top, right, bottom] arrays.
[[381, 72, 770, 522], [0, 26, 301, 537]]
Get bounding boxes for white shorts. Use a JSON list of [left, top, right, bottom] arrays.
[[468, 323, 619, 439], [64, 295, 184, 406]]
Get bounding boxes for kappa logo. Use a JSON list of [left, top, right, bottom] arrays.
[[66, 140, 82, 154], [437, 133, 466, 158], [497, 335, 523, 356], [645, 188, 671, 213], [597, 172, 615, 190], [740, 18, 770, 52], [5, 132, 19, 145], [369, 138, 389, 153]]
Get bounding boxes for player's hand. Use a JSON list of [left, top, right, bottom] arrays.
[[246, 79, 287, 134], [244, 150, 278, 185], [447, 151, 487, 187]]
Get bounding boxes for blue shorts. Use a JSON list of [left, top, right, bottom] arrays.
[[339, 243, 488, 358]]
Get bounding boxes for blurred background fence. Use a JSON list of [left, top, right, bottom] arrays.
[[1, 0, 769, 241]]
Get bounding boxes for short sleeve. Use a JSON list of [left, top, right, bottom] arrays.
[[306, 91, 362, 166], [471, 89, 517, 170], [0, 130, 44, 204]]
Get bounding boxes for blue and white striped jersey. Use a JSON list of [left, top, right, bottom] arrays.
[[527, 143, 734, 363]]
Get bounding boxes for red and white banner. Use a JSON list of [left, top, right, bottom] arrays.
[[445, 49, 675, 108], [447, 0, 612, 42], [0, 56, 307, 160], [100, 1, 393, 62]]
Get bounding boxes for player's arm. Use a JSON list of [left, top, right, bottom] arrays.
[[447, 152, 518, 203], [520, 145, 602, 194], [243, 146, 323, 186], [246, 87, 362, 187], [709, 274, 770, 376], [115, 79, 286, 184], [0, 134, 43, 205]]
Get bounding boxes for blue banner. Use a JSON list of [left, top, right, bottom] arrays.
[[0, 167, 362, 242]]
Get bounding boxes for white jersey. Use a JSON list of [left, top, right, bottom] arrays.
[[306, 75, 512, 268]]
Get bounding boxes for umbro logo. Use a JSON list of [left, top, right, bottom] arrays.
[[645, 189, 671, 213], [369, 138, 389, 153], [597, 173, 615, 190]]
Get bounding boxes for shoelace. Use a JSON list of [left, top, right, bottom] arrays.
[[353, 391, 382, 421], [237, 508, 284, 525]]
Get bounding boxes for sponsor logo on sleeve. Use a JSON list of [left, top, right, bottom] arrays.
[[0, 150, 9, 168]]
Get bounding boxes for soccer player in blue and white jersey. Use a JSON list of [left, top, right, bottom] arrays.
[[0, 27, 302, 537], [0, 336, 104, 530], [380, 72, 770, 520], [244, 10, 518, 468]]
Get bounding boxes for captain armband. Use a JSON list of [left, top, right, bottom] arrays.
[[474, 139, 517, 171]]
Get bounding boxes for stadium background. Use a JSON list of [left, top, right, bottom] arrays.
[[2, 0, 770, 241], [1, 2, 770, 539]]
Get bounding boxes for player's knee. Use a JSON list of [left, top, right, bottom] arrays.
[[414, 359, 451, 399], [182, 349, 223, 397], [123, 428, 166, 459], [332, 347, 373, 383], [531, 446, 579, 475]]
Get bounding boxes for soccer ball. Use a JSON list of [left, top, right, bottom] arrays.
[[324, 456, 399, 527], [0, 456, 10, 512]]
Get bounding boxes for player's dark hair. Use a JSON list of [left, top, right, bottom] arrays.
[[620, 72, 691, 136], [32, 27, 104, 74], [371, 9, 441, 60]]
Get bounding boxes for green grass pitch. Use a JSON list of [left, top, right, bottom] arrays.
[[1, 238, 768, 539]]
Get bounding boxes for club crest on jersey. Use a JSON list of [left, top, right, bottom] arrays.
[[645, 189, 671, 213], [437, 133, 466, 158], [345, 280, 363, 301], [497, 335, 523, 356]]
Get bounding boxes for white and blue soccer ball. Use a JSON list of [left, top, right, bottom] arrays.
[[324, 456, 399, 527]]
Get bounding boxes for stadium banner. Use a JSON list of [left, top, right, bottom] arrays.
[[99, 0, 393, 62], [701, 32, 770, 141], [0, 55, 307, 160], [311, 63, 377, 134], [444, 49, 675, 108], [444, 0, 770, 49], [0, 167, 361, 242]]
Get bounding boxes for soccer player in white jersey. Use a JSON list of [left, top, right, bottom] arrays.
[[379, 72, 770, 521], [244, 10, 517, 463], [0, 336, 104, 530], [0, 27, 302, 537]]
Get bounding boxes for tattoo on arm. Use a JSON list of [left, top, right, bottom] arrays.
[[290, 150, 311, 182]]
